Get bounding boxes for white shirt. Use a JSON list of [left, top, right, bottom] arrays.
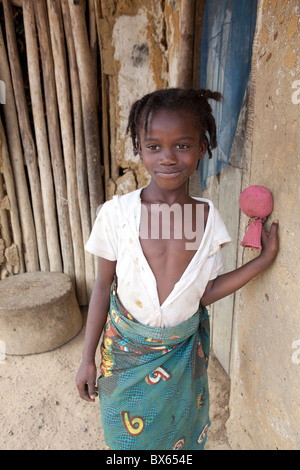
[[85, 188, 231, 328]]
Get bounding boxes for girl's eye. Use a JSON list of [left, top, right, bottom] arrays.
[[147, 145, 160, 151], [176, 144, 189, 150]]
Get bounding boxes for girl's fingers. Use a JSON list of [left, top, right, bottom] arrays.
[[270, 220, 279, 233], [87, 382, 98, 401], [263, 220, 279, 237]]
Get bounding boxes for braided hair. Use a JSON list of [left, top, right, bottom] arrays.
[[126, 88, 222, 158]]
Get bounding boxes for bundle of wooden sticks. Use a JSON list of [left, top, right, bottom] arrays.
[[0, 0, 112, 306]]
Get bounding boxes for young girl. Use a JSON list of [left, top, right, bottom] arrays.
[[76, 88, 279, 450]]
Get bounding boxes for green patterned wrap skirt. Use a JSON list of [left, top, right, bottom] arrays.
[[98, 279, 211, 450]]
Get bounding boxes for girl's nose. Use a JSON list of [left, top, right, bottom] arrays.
[[159, 148, 177, 165]]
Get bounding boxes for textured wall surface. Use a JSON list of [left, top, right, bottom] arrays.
[[227, 0, 300, 450], [97, 0, 183, 197]]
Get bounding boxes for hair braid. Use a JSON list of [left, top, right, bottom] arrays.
[[126, 88, 222, 158]]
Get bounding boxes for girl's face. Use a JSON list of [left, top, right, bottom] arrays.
[[138, 109, 207, 192]]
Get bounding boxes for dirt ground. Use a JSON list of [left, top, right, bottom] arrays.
[[0, 309, 231, 450]]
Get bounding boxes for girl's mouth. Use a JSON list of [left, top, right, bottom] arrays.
[[155, 170, 182, 178]]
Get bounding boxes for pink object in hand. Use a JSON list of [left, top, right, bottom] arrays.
[[239, 185, 273, 250]]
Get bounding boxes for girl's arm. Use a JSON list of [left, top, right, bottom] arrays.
[[76, 257, 116, 402], [200, 220, 279, 306]]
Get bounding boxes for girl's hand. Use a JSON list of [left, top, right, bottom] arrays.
[[260, 220, 279, 265], [76, 360, 98, 402], [200, 220, 279, 306]]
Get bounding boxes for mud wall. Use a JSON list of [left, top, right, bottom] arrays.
[[95, 0, 193, 197], [226, 0, 300, 449]]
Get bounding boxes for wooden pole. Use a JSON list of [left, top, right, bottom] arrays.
[[2, 0, 50, 272], [0, 173, 18, 277], [22, 0, 62, 272], [0, 117, 24, 272], [47, 0, 87, 305], [94, 1, 111, 198], [88, 0, 98, 107], [94, 0, 119, 184], [0, 25, 39, 272], [61, 0, 95, 297], [0, 175, 11, 250], [23, 0, 62, 273], [0, 0, 23, 6], [177, 0, 196, 88], [68, 0, 104, 225], [0, 172, 11, 279], [34, 0, 75, 282]]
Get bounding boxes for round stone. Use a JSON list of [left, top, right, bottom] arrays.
[[0, 271, 83, 355]]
